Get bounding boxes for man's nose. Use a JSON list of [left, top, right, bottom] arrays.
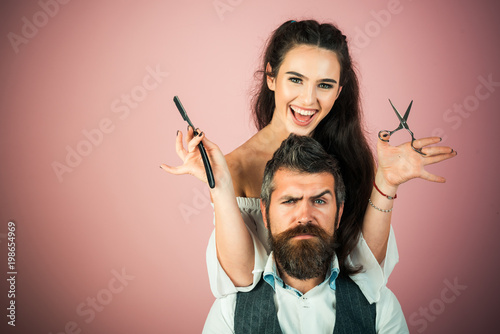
[[297, 201, 313, 224]]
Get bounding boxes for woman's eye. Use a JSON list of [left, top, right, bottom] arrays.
[[319, 83, 333, 89], [289, 77, 302, 84]]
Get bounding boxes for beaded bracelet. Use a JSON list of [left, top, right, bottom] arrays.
[[373, 181, 397, 200], [368, 198, 393, 213]]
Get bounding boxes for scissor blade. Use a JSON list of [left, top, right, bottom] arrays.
[[402, 100, 413, 122], [388, 99, 408, 129]]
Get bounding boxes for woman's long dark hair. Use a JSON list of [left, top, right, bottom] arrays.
[[252, 20, 375, 275]]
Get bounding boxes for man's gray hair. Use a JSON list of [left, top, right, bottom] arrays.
[[261, 134, 345, 209]]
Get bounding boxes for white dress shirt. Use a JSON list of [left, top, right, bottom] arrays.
[[203, 253, 409, 333]]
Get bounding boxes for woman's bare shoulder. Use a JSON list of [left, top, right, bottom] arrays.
[[225, 143, 252, 197], [225, 137, 269, 198]]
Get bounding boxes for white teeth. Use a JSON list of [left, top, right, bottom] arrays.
[[291, 106, 316, 116]]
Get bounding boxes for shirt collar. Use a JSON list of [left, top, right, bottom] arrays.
[[263, 252, 340, 296]]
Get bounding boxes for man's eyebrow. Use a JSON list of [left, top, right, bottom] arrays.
[[278, 190, 333, 201], [278, 194, 303, 201], [311, 190, 333, 199], [285, 71, 338, 84]]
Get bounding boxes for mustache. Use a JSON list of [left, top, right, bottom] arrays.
[[276, 223, 329, 241]]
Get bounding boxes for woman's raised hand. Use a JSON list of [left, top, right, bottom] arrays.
[[160, 127, 232, 188], [376, 134, 458, 187]]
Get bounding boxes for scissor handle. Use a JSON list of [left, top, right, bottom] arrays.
[[410, 140, 426, 156], [406, 129, 426, 156], [378, 130, 426, 156], [378, 130, 391, 142]]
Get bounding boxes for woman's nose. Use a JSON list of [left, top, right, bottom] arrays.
[[300, 84, 316, 105]]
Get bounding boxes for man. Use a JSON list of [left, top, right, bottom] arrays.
[[203, 134, 408, 333]]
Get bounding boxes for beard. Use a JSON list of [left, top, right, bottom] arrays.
[[268, 221, 336, 281]]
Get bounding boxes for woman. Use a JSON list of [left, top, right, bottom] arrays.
[[161, 20, 456, 298]]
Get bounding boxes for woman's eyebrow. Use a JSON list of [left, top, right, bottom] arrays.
[[285, 71, 337, 84], [285, 71, 305, 78]]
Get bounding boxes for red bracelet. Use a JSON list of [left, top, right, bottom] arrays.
[[373, 182, 397, 200]]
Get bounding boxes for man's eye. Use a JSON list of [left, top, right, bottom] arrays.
[[283, 199, 296, 204], [289, 77, 302, 84], [319, 83, 333, 89], [314, 199, 326, 204]]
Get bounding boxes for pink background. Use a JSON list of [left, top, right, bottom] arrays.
[[1, 0, 499, 333]]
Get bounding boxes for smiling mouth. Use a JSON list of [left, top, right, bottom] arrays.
[[290, 105, 317, 126]]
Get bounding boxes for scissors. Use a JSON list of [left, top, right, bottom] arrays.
[[378, 99, 426, 156]]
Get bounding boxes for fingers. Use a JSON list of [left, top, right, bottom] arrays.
[[159, 163, 187, 175], [175, 131, 187, 160], [175, 127, 206, 158], [160, 128, 213, 182], [187, 130, 204, 153], [418, 142, 457, 182], [378, 134, 448, 150], [186, 125, 202, 141], [186, 125, 195, 141], [412, 137, 458, 161], [422, 150, 458, 166], [185, 128, 219, 151], [412, 136, 442, 149], [419, 169, 446, 183], [421, 145, 456, 156]]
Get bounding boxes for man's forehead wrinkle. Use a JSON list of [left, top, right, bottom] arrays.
[[273, 180, 335, 196], [274, 170, 335, 184]]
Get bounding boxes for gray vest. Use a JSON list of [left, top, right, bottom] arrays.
[[234, 274, 376, 334]]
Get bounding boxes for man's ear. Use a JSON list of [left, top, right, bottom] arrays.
[[336, 203, 344, 230], [266, 63, 276, 91], [260, 200, 269, 229]]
